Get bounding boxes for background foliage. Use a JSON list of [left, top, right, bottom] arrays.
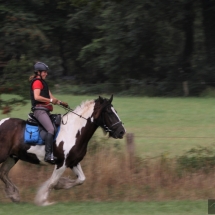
[[1, 0, 215, 100]]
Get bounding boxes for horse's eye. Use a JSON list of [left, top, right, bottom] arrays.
[[106, 109, 111, 114], [105, 106, 111, 113]]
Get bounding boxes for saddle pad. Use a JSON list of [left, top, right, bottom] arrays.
[[24, 124, 42, 144]]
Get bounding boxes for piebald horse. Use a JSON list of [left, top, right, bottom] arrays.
[[0, 95, 125, 206]]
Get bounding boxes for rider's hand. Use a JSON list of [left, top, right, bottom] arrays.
[[51, 98, 58, 105], [60, 101, 68, 108]]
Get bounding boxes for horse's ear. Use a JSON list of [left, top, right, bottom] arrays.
[[94, 96, 106, 119], [98, 96, 104, 104], [109, 94, 113, 103]]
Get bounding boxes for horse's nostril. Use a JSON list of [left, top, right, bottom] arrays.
[[120, 130, 125, 136]]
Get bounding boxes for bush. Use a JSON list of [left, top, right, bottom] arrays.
[[200, 87, 215, 97], [177, 145, 215, 173]]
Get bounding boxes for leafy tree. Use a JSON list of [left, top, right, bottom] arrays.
[[0, 0, 50, 69], [0, 0, 215, 99]]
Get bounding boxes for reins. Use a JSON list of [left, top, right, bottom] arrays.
[[57, 104, 88, 125], [58, 104, 88, 120]]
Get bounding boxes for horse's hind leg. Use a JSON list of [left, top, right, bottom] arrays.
[[0, 157, 20, 202]]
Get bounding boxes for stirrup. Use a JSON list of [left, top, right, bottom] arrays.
[[44, 158, 56, 164], [44, 154, 56, 164], [45, 159, 55, 164]]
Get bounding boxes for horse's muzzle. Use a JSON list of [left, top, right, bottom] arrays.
[[111, 125, 126, 139]]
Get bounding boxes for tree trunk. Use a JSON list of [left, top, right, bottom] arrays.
[[201, 0, 215, 66], [181, 0, 194, 96], [59, 32, 68, 76]]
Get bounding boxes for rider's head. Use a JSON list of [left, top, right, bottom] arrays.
[[29, 62, 49, 81], [34, 62, 49, 73], [34, 62, 49, 79]]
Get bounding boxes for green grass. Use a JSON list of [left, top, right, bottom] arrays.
[[0, 201, 208, 215], [1, 95, 215, 157]]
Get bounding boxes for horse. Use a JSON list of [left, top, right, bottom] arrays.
[[0, 95, 125, 206]]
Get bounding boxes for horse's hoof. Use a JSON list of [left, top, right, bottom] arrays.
[[11, 197, 20, 203], [7, 193, 20, 203], [42, 201, 56, 206], [35, 200, 56, 206]]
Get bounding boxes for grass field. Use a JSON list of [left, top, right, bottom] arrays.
[[0, 201, 208, 215], [1, 94, 215, 157]]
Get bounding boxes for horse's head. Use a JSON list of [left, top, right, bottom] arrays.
[[93, 95, 126, 139]]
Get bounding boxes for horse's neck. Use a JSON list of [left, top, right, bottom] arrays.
[[65, 100, 97, 132], [60, 101, 99, 152]]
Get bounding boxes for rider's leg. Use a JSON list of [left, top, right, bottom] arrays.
[[33, 110, 56, 163], [44, 132, 56, 163]]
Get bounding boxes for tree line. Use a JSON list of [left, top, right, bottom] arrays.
[[0, 0, 215, 98]]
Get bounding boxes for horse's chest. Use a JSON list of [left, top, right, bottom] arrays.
[[65, 145, 87, 167]]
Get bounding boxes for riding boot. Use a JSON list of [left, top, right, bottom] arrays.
[[44, 133, 56, 164]]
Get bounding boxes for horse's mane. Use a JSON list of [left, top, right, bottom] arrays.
[[67, 96, 109, 118], [73, 99, 95, 115]]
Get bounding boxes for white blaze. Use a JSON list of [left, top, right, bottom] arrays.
[[111, 107, 121, 121], [111, 107, 126, 132]]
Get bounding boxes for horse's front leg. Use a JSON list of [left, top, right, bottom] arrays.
[[72, 163, 86, 185], [54, 163, 86, 190], [34, 165, 66, 206]]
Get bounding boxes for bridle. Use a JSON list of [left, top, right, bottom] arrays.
[[100, 110, 122, 133], [59, 103, 122, 133]]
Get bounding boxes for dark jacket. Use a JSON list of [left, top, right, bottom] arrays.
[[30, 78, 50, 108]]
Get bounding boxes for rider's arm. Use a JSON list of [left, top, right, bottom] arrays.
[[49, 91, 60, 105], [34, 89, 51, 103], [32, 80, 60, 104]]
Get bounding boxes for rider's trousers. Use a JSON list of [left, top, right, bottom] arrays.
[[33, 109, 54, 135]]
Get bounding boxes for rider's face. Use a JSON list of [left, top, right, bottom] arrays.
[[40, 71, 48, 79]]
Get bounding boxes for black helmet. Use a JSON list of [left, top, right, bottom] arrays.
[[34, 62, 49, 71]]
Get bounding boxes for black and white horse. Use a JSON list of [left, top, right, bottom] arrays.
[[0, 95, 125, 205]]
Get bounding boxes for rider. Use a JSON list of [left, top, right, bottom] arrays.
[[29, 62, 67, 164]]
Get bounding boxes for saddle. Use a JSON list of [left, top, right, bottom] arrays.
[[27, 113, 61, 127], [24, 113, 61, 145]]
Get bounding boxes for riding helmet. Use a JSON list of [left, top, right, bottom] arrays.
[[34, 62, 49, 71]]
